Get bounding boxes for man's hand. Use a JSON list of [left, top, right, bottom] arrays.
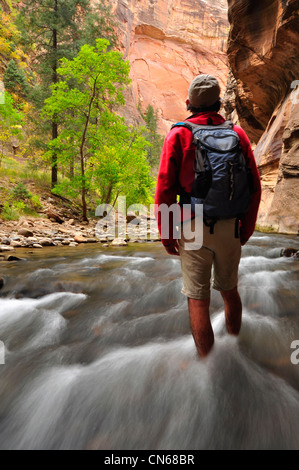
[[164, 240, 180, 256]]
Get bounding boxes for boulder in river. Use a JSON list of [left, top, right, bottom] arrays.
[[7, 255, 25, 262], [280, 247, 298, 258]]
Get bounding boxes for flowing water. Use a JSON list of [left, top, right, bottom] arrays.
[[0, 232, 298, 450]]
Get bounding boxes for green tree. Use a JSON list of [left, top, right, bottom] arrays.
[[17, 0, 118, 188], [0, 91, 24, 165], [92, 112, 153, 209], [141, 104, 164, 167], [43, 39, 153, 221], [3, 59, 30, 100]]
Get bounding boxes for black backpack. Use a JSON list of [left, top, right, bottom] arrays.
[[171, 120, 253, 235]]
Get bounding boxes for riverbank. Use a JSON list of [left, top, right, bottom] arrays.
[[0, 210, 160, 255]]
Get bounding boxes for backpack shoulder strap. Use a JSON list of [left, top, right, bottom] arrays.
[[171, 120, 234, 133], [171, 121, 194, 132], [171, 121, 206, 171]]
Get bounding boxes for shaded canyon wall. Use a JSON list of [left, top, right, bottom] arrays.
[[225, 0, 299, 235], [111, 0, 229, 134]]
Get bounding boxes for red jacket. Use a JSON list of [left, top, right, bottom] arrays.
[[155, 111, 261, 246]]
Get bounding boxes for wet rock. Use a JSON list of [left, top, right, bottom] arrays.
[[111, 238, 128, 247], [1, 238, 11, 245], [0, 278, 4, 290], [10, 240, 23, 248], [27, 236, 38, 242], [74, 233, 87, 243], [69, 242, 79, 247], [86, 238, 98, 244], [18, 228, 34, 237], [39, 238, 56, 247], [7, 255, 25, 262], [32, 244, 43, 249], [0, 245, 15, 252], [280, 247, 298, 258]]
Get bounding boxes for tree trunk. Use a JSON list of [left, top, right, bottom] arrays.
[[81, 183, 88, 222], [69, 157, 74, 180], [51, 0, 58, 189], [105, 183, 113, 205], [79, 77, 98, 222]]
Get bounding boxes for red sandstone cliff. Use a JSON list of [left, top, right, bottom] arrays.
[[225, 0, 299, 235], [111, 0, 229, 133]]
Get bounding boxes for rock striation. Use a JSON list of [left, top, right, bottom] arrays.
[[111, 0, 229, 133], [225, 0, 299, 234]]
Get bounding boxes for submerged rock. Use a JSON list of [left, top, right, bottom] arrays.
[[7, 255, 25, 262]]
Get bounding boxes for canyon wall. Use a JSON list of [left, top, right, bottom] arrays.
[[111, 0, 229, 133], [225, 0, 299, 235]]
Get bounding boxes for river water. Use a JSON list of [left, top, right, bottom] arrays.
[[0, 232, 298, 450]]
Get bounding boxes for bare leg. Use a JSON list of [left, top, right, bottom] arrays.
[[220, 287, 242, 335], [188, 297, 214, 358]]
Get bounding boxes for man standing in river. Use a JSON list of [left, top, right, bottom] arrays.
[[155, 74, 261, 358]]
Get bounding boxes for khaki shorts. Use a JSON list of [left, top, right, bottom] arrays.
[[178, 218, 241, 299]]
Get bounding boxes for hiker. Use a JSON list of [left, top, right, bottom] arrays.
[[155, 74, 261, 358]]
